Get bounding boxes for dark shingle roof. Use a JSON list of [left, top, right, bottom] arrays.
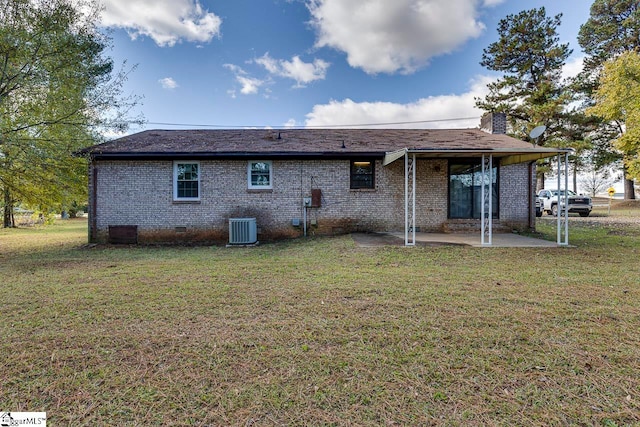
[[81, 128, 561, 162]]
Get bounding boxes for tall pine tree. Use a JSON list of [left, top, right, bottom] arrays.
[[476, 8, 571, 142], [475, 7, 572, 188]]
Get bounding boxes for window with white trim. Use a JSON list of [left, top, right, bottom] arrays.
[[173, 161, 200, 201], [248, 161, 272, 189]]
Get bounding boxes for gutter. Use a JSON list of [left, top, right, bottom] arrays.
[[83, 151, 385, 161]]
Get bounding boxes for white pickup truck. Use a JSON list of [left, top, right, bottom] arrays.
[[537, 189, 592, 217], [535, 196, 543, 217]]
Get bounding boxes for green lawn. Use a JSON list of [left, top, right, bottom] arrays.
[[1, 217, 639, 426]]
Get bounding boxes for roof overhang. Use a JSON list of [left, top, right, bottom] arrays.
[[382, 149, 407, 166], [383, 147, 572, 166], [84, 151, 384, 161]]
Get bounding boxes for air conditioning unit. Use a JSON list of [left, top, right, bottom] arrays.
[[229, 218, 257, 245]]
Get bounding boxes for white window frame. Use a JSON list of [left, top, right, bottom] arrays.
[[247, 160, 273, 190], [173, 161, 201, 201]]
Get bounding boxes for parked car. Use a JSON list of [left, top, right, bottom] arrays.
[[537, 189, 592, 217]]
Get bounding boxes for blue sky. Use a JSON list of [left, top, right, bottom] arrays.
[[101, 0, 592, 133]]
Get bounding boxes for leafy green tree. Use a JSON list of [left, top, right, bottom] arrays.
[[578, 0, 640, 198], [587, 51, 640, 182], [0, 0, 141, 227]]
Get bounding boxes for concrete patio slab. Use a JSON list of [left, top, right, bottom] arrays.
[[352, 232, 563, 248]]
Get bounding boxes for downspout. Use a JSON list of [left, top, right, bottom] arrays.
[[528, 161, 535, 230], [90, 161, 98, 243]]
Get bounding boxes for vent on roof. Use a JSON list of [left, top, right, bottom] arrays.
[[229, 218, 257, 245]]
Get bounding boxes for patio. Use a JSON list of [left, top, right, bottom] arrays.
[[352, 231, 562, 248]]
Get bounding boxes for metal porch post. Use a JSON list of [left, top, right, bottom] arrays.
[[404, 152, 416, 246], [563, 152, 569, 245], [556, 152, 569, 246], [481, 154, 493, 245]]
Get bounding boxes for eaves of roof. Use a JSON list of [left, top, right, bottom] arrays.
[[78, 128, 572, 167], [85, 151, 384, 160]]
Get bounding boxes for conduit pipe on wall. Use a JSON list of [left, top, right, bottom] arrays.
[[303, 203, 307, 237], [529, 161, 535, 230]]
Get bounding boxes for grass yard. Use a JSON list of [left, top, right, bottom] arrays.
[[1, 216, 639, 426]]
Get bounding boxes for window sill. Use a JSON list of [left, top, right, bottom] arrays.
[[350, 188, 377, 192], [247, 189, 273, 193], [172, 200, 201, 204]]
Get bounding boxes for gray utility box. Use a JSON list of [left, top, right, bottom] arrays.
[[229, 218, 257, 244]]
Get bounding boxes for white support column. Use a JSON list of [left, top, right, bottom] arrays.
[[556, 153, 569, 246], [481, 154, 493, 245], [412, 153, 416, 245], [404, 152, 416, 246], [563, 152, 569, 245], [557, 154, 560, 244]]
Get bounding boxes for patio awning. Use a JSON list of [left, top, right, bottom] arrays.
[[383, 147, 571, 167], [386, 148, 572, 247]]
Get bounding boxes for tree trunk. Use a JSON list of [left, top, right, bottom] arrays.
[[624, 177, 636, 199], [536, 172, 544, 191], [3, 187, 12, 228], [623, 163, 636, 199]]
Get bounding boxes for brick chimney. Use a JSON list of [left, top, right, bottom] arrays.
[[480, 112, 507, 134]]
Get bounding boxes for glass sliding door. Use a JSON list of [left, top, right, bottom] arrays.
[[448, 160, 498, 219]]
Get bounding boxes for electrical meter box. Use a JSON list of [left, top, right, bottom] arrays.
[[311, 189, 322, 207]]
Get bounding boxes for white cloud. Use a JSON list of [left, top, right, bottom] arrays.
[[308, 0, 487, 74], [255, 53, 330, 87], [304, 76, 495, 128], [284, 119, 298, 128], [482, 0, 506, 6], [236, 76, 264, 95], [101, 0, 222, 47], [223, 64, 266, 96], [561, 56, 587, 111], [562, 55, 585, 81], [158, 77, 178, 89], [223, 64, 245, 75]]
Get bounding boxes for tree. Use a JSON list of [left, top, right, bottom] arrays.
[[580, 161, 617, 197], [476, 8, 571, 140], [0, 0, 141, 227], [587, 51, 640, 186], [578, 0, 640, 199], [475, 8, 572, 188], [578, 0, 640, 72]]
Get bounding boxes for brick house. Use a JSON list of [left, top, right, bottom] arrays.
[[80, 114, 567, 245]]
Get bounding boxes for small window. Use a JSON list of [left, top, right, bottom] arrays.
[[350, 160, 375, 189], [174, 161, 200, 201], [248, 161, 272, 189]]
